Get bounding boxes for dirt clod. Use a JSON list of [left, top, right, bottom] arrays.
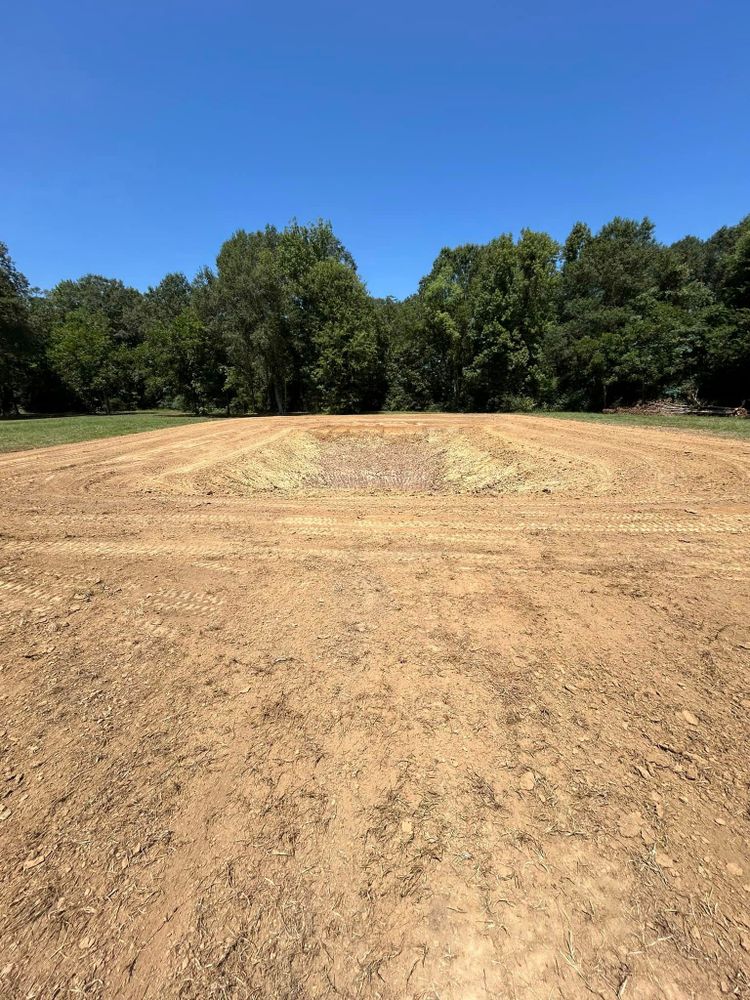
[[618, 811, 643, 838]]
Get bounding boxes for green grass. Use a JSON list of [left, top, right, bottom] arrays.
[[537, 410, 750, 440], [0, 411, 214, 454]]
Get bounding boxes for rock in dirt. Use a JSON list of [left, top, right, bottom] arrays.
[[518, 771, 535, 791], [727, 862, 744, 877], [680, 710, 699, 726], [655, 851, 676, 871], [22, 854, 46, 871], [618, 810, 643, 838], [640, 823, 656, 845]]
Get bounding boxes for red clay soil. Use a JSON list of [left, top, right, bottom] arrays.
[[0, 413, 749, 999]]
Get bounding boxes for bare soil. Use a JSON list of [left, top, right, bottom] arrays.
[[1, 413, 749, 999]]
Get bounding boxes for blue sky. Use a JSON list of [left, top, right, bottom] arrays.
[[2, 0, 749, 299]]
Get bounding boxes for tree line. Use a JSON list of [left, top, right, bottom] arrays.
[[1, 215, 748, 417]]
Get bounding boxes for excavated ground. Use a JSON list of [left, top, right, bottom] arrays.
[[0, 413, 749, 999]]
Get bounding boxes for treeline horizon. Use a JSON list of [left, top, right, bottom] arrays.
[[1, 213, 748, 418]]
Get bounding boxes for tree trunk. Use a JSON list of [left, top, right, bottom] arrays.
[[273, 380, 285, 415]]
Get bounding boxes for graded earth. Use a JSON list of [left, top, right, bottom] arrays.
[[1, 413, 749, 998]]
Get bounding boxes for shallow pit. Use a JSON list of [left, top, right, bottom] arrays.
[[224, 426, 560, 496], [308, 432, 446, 491]]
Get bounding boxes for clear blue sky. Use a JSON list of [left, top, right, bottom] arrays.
[[3, 0, 748, 300]]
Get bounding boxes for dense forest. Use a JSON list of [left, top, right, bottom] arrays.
[[1, 215, 748, 417]]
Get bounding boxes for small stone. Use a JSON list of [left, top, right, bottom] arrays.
[[655, 851, 676, 870], [685, 764, 699, 781], [518, 771, 535, 791], [22, 854, 46, 871], [681, 710, 699, 726], [727, 862, 744, 877], [400, 819, 414, 841], [641, 823, 656, 846], [740, 932, 750, 953], [79, 937, 94, 950], [618, 810, 643, 838], [648, 791, 664, 818]]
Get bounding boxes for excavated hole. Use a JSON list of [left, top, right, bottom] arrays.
[[226, 427, 564, 496], [309, 432, 446, 491]]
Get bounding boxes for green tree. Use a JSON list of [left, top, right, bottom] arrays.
[[417, 243, 480, 409], [390, 231, 558, 412], [49, 275, 143, 346], [0, 242, 36, 414], [143, 308, 227, 414], [380, 295, 439, 411], [544, 217, 695, 408], [721, 230, 750, 310], [302, 260, 384, 412], [208, 220, 362, 414], [211, 226, 290, 413], [466, 230, 559, 409], [48, 310, 122, 412], [142, 273, 193, 328]]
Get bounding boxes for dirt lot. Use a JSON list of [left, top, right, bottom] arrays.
[[1, 413, 749, 999]]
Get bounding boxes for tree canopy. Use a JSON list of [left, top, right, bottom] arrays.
[[1, 214, 748, 416]]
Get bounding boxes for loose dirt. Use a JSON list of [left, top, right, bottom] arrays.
[[0, 413, 748, 999]]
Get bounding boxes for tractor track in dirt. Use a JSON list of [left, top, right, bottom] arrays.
[[1, 413, 749, 999]]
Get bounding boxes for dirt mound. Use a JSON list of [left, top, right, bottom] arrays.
[[0, 413, 749, 998]]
